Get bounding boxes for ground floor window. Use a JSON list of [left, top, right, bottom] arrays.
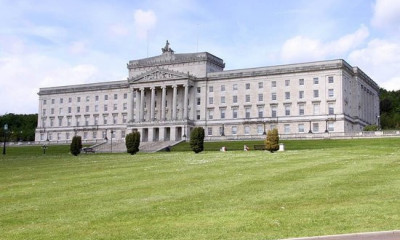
[[313, 123, 319, 132], [232, 126, 237, 135], [298, 124, 305, 133]]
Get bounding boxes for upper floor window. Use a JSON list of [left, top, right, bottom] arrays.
[[245, 83, 250, 90], [328, 76, 334, 83], [271, 81, 276, 87], [114, 94, 118, 100], [313, 77, 319, 84], [233, 84, 238, 91], [285, 80, 290, 86], [258, 82, 263, 89], [299, 79, 304, 85], [328, 89, 334, 97], [314, 90, 319, 98], [209, 86, 214, 93], [221, 85, 225, 92]]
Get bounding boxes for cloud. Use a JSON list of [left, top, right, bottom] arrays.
[[280, 25, 369, 62], [133, 9, 157, 40], [69, 41, 87, 55], [371, 0, 400, 33]]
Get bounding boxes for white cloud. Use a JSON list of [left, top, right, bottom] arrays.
[[69, 41, 87, 55], [133, 9, 157, 40], [372, 0, 400, 33], [280, 25, 369, 62]]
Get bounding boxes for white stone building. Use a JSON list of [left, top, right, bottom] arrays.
[[35, 41, 380, 144]]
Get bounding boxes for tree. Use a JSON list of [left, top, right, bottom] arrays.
[[125, 131, 141, 155], [70, 136, 82, 156], [190, 127, 205, 153], [265, 128, 279, 152], [363, 125, 379, 131]]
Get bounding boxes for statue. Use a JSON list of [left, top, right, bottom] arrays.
[[161, 40, 174, 53]]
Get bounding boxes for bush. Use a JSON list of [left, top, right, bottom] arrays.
[[70, 136, 82, 156], [126, 131, 141, 155], [265, 128, 279, 152], [363, 125, 379, 131], [190, 127, 205, 153]]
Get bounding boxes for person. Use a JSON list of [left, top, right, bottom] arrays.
[[244, 145, 249, 151], [220, 146, 227, 152]]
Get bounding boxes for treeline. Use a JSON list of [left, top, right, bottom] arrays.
[[0, 114, 37, 141], [380, 88, 400, 129]]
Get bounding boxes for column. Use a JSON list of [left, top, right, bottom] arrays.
[[161, 86, 166, 121], [127, 89, 133, 123], [172, 85, 177, 120], [140, 88, 145, 122], [150, 87, 155, 121], [183, 84, 189, 120], [134, 89, 140, 122]]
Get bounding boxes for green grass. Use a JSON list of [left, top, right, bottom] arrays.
[[1, 138, 400, 239]]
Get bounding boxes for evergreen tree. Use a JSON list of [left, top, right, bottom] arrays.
[[70, 136, 82, 156], [190, 127, 205, 153], [125, 131, 141, 155], [265, 128, 279, 152]]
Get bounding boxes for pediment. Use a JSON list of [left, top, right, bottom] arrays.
[[129, 68, 190, 83]]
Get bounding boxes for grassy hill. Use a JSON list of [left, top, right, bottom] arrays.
[[1, 138, 399, 239]]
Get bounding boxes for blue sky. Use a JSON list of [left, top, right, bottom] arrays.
[[1, 0, 400, 114]]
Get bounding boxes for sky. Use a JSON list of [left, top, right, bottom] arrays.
[[1, 0, 400, 114]]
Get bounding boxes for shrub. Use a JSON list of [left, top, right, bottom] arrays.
[[126, 131, 141, 155], [70, 136, 82, 156], [190, 127, 205, 153], [265, 128, 279, 152], [363, 125, 379, 131]]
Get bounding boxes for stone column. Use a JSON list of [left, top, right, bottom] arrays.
[[172, 85, 177, 121], [134, 89, 139, 122], [150, 87, 155, 121], [183, 84, 189, 120], [140, 88, 145, 122], [161, 86, 166, 121], [128, 88, 133, 122]]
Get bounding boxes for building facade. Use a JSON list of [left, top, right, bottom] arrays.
[[35, 42, 380, 143]]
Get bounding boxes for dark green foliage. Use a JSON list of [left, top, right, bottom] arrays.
[[125, 131, 140, 155], [265, 128, 279, 152], [70, 136, 82, 156], [0, 113, 38, 141], [379, 88, 400, 129], [190, 127, 205, 153], [363, 125, 379, 131]]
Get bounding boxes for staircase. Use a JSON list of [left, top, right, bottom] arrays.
[[92, 140, 183, 153]]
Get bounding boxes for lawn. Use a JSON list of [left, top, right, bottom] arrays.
[[1, 138, 400, 239]]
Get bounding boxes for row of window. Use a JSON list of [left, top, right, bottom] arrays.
[[206, 122, 335, 136], [200, 103, 335, 120], [40, 130, 125, 141], [43, 93, 128, 105], [205, 76, 335, 93], [42, 114, 128, 127], [202, 89, 335, 106], [42, 103, 128, 116]]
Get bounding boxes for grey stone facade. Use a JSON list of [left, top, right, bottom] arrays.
[[35, 42, 380, 143]]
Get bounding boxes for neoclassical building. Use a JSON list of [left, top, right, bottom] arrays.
[[35, 41, 380, 144]]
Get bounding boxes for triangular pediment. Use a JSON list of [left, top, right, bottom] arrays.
[[129, 68, 190, 83]]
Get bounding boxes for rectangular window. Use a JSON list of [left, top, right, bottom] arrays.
[[258, 94, 263, 102], [113, 115, 117, 124], [86, 96, 90, 102], [123, 115, 127, 123], [113, 104, 117, 111], [285, 80, 290, 86], [232, 108, 238, 119], [114, 94, 118, 100], [257, 125, 263, 135], [124, 93, 127, 99], [104, 105, 108, 111], [258, 107, 264, 118], [86, 106, 89, 112], [221, 85, 225, 91], [85, 116, 89, 126], [104, 95, 108, 100], [68, 107, 71, 114], [60, 98, 63, 104], [313, 77, 319, 84], [245, 107, 251, 119], [76, 117, 80, 126], [313, 103, 320, 115], [271, 93, 277, 101], [123, 103, 127, 110], [328, 76, 334, 83], [196, 110, 200, 120], [93, 131, 97, 139], [197, 98, 201, 105], [285, 105, 291, 116], [233, 84, 238, 91], [245, 95, 250, 103], [328, 122, 334, 131], [298, 124, 305, 133], [244, 126, 250, 135], [58, 118, 62, 126], [51, 108, 54, 114], [299, 91, 304, 99], [42, 109, 46, 115], [328, 89, 334, 97], [220, 109, 226, 119], [328, 103, 335, 115], [285, 92, 290, 100], [221, 96, 226, 104], [284, 124, 290, 134], [68, 97, 72, 103], [271, 106, 277, 118], [207, 127, 213, 136], [94, 116, 99, 125], [232, 126, 237, 135], [209, 97, 214, 104], [299, 79, 304, 85], [67, 117, 71, 126], [43, 99, 47, 105], [209, 86, 213, 92], [59, 108, 63, 114], [77, 97, 81, 102], [314, 90, 319, 98], [76, 107, 80, 113], [233, 95, 238, 103], [245, 83, 250, 90], [313, 123, 319, 132], [208, 110, 213, 120], [299, 104, 305, 115], [271, 81, 276, 87], [103, 116, 108, 125], [66, 132, 70, 140], [197, 87, 201, 93], [258, 82, 263, 89], [51, 99, 55, 104]]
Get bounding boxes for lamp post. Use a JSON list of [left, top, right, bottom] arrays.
[[183, 125, 186, 140], [377, 115, 381, 130], [221, 124, 225, 136], [325, 118, 329, 133], [263, 122, 266, 135], [3, 124, 8, 155], [110, 130, 114, 153], [308, 121, 312, 134]]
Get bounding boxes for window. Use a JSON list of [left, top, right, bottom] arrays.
[[271, 106, 277, 118], [94, 116, 99, 125], [285, 92, 290, 100], [85, 116, 89, 126], [271, 93, 277, 101], [285, 105, 291, 116], [86, 106, 89, 112], [104, 95, 108, 100], [233, 95, 238, 103], [93, 131, 97, 139], [94, 105, 98, 112], [232, 108, 238, 119], [257, 125, 263, 135], [77, 97, 80, 102], [124, 93, 127, 99], [114, 94, 118, 100], [68, 97, 72, 103], [313, 103, 320, 115], [328, 89, 334, 97], [232, 126, 237, 135], [51, 108, 54, 114], [314, 90, 319, 98], [328, 103, 335, 115], [284, 124, 290, 134], [285, 80, 290, 86], [209, 97, 214, 104], [220, 109, 226, 119], [245, 107, 251, 119], [244, 126, 250, 135], [328, 76, 334, 83], [313, 77, 319, 84], [123, 103, 127, 110], [103, 115, 108, 125], [271, 81, 276, 87], [197, 98, 201, 105], [299, 79, 304, 85], [51, 99, 55, 104], [76, 107, 80, 113], [102, 131, 107, 139], [221, 96, 226, 104], [68, 107, 71, 114], [258, 94, 263, 102], [43, 99, 47, 105], [113, 115, 117, 124], [67, 117, 71, 126], [245, 83, 250, 90], [113, 104, 117, 111], [76, 116, 80, 126], [208, 109, 213, 119], [233, 84, 238, 91], [196, 110, 201, 120], [208, 127, 213, 136], [86, 96, 90, 102], [58, 117, 62, 126], [299, 104, 305, 115], [50, 118, 54, 127], [66, 132, 70, 140], [42, 109, 47, 115], [209, 86, 213, 92], [245, 95, 250, 103], [299, 91, 304, 99], [221, 85, 225, 91], [122, 114, 127, 123], [328, 122, 334, 131], [104, 105, 108, 111], [197, 87, 201, 93], [258, 82, 263, 89], [258, 107, 264, 118], [313, 123, 319, 132], [59, 108, 63, 114], [298, 124, 305, 133], [60, 98, 63, 104]]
